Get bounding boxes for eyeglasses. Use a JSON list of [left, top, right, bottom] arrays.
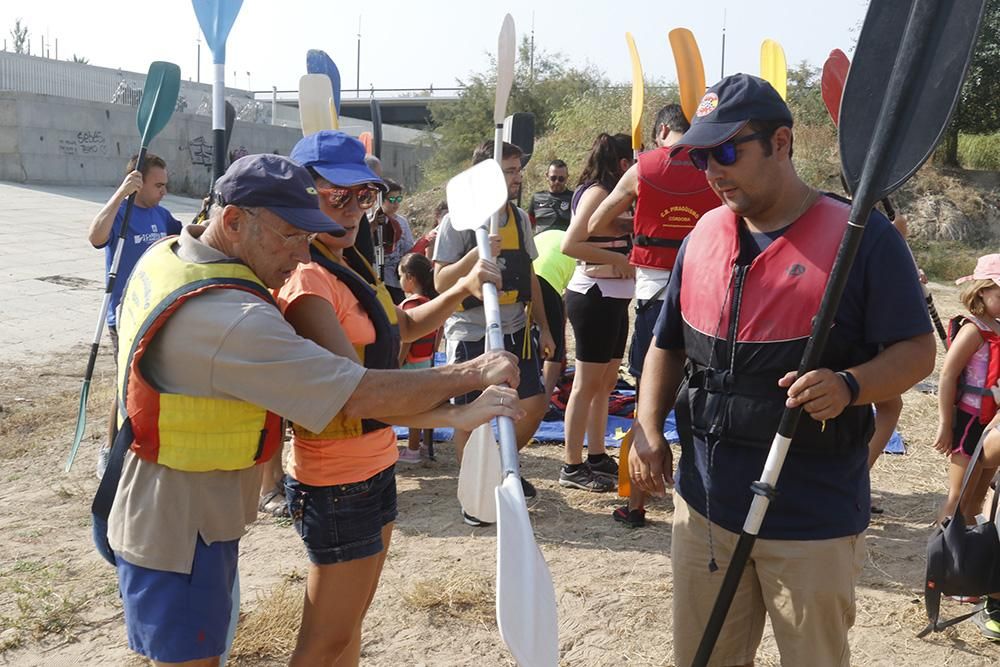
[[688, 132, 767, 171], [547, 175, 566, 183], [241, 208, 317, 247], [386, 195, 404, 204], [316, 184, 380, 210]]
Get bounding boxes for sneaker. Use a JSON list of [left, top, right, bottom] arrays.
[[462, 511, 494, 527], [559, 464, 615, 492], [520, 477, 537, 499], [973, 600, 1000, 640], [398, 447, 422, 464], [612, 505, 647, 529], [95, 444, 111, 480], [588, 454, 619, 480]]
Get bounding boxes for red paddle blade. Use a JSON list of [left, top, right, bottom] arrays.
[[821, 48, 851, 126]]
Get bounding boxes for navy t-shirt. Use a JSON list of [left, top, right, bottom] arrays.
[[653, 198, 931, 539], [98, 202, 181, 327]]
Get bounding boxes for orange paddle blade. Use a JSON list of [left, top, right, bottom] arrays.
[[669, 28, 707, 122], [359, 131, 373, 155]]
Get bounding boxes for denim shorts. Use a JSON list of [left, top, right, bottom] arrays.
[[285, 466, 398, 565], [116, 536, 238, 662]]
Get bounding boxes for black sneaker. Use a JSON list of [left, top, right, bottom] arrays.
[[462, 511, 494, 527], [612, 505, 646, 528], [588, 454, 619, 480], [559, 464, 615, 492], [520, 477, 537, 499]]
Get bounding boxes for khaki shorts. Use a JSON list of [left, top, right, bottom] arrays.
[[671, 493, 866, 667]]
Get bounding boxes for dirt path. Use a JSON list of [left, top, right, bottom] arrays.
[[1, 281, 998, 665]]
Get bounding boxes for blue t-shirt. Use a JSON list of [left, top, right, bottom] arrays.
[[653, 199, 931, 540], [98, 202, 181, 327]]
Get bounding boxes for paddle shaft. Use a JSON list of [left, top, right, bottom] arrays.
[[490, 129, 504, 236], [693, 5, 936, 663], [213, 64, 226, 180], [475, 226, 519, 476]]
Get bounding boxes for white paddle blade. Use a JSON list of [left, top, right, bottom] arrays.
[[298, 74, 335, 135], [495, 14, 516, 124], [446, 160, 508, 232], [457, 423, 501, 523], [496, 475, 559, 667]]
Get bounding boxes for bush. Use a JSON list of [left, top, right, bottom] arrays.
[[958, 133, 1000, 170]]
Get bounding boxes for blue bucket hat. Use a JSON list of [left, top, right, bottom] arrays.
[[214, 154, 345, 235], [671, 74, 793, 155], [291, 131, 387, 191]]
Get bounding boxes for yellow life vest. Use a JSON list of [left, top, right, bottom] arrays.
[[292, 242, 400, 440], [459, 204, 532, 311], [116, 236, 283, 472]]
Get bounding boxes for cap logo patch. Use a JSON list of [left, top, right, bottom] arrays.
[[305, 186, 318, 195], [696, 93, 719, 118]]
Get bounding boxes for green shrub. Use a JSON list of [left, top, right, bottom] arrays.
[[958, 133, 1000, 170]]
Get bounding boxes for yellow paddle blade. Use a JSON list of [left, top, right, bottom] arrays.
[[625, 32, 645, 152], [329, 98, 340, 130], [669, 28, 707, 122], [760, 38, 788, 100]]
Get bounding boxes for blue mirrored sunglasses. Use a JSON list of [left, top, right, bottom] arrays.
[[688, 131, 768, 171]]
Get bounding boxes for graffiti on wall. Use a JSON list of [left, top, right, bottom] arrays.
[[76, 130, 106, 155], [188, 136, 213, 167]]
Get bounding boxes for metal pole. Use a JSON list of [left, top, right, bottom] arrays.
[[721, 9, 727, 79], [271, 86, 277, 126], [356, 16, 362, 98], [54, 38, 57, 60], [197, 40, 201, 84]]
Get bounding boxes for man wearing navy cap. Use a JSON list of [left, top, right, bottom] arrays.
[[98, 154, 520, 666], [628, 75, 935, 666]]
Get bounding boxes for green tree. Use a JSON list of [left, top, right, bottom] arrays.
[[785, 60, 827, 127], [71, 54, 89, 64], [422, 37, 606, 184], [10, 19, 29, 54], [941, 0, 1000, 165]]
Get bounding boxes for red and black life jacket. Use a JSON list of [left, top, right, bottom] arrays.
[[948, 315, 1000, 424], [632, 147, 720, 271], [677, 194, 874, 454]]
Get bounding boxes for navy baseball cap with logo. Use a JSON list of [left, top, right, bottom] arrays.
[[214, 154, 345, 235], [671, 74, 793, 155], [291, 131, 387, 191]]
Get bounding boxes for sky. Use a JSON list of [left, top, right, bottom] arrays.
[[2, 1, 868, 96]]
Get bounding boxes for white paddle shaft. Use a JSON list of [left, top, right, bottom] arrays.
[[213, 64, 225, 131], [490, 128, 504, 237], [474, 226, 520, 477]]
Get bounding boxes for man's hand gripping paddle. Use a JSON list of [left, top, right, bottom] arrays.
[[669, 28, 706, 123], [822, 48, 948, 347], [693, 2, 985, 665], [65, 62, 181, 472], [447, 160, 559, 667]]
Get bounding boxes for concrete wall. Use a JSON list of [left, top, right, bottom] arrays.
[[0, 92, 431, 196]]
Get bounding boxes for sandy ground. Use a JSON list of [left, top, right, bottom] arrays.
[[2, 280, 1000, 666]]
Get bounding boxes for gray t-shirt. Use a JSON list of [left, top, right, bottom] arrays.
[[108, 226, 366, 574], [432, 205, 537, 341]]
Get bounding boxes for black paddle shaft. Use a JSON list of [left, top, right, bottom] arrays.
[[692, 1, 985, 664]]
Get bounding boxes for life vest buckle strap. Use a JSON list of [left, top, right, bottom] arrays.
[[254, 428, 267, 461], [635, 234, 683, 248]]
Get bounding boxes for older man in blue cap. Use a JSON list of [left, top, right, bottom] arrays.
[[628, 75, 935, 666], [96, 154, 519, 666]]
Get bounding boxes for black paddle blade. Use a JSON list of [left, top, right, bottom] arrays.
[[840, 0, 985, 202], [370, 98, 383, 159]]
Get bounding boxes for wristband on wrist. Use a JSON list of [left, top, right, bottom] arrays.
[[837, 370, 860, 405]]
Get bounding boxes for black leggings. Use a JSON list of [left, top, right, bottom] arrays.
[[565, 285, 629, 363]]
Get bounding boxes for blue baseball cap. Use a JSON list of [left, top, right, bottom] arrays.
[[214, 154, 345, 235], [291, 131, 387, 191], [671, 74, 793, 155]]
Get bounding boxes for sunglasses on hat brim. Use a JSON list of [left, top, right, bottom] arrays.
[[688, 131, 767, 171]]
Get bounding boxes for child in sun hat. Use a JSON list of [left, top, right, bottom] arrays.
[[934, 253, 1000, 526]]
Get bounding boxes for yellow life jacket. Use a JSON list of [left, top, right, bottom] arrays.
[[116, 237, 283, 472], [292, 242, 401, 440]]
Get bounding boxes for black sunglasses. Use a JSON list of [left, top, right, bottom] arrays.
[[548, 175, 566, 182], [688, 132, 768, 171]]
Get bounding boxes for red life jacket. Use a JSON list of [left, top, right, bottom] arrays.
[[632, 147, 721, 271], [401, 294, 437, 364], [948, 315, 1000, 424], [677, 194, 874, 454]]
